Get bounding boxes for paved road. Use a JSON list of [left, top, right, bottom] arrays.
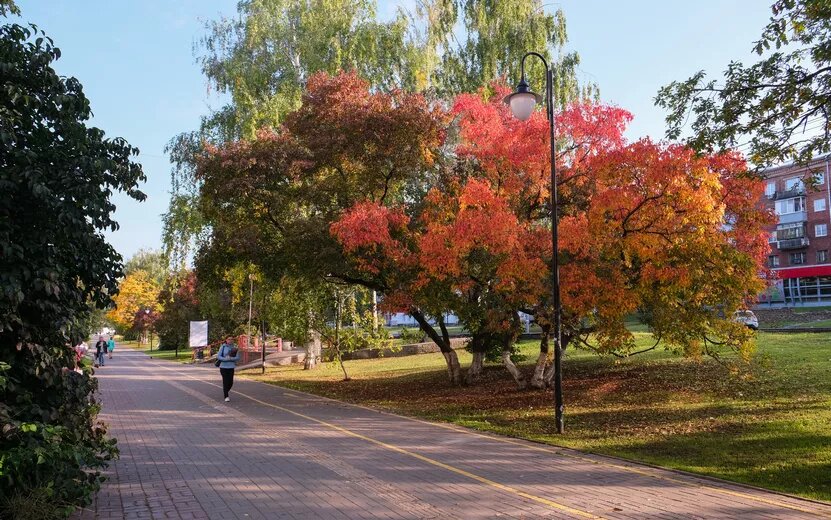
[[75, 349, 831, 520]]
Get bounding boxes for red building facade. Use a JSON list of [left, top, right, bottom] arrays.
[[760, 155, 831, 305]]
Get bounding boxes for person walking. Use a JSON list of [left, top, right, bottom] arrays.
[[107, 335, 116, 359], [94, 336, 107, 367], [217, 336, 241, 402]]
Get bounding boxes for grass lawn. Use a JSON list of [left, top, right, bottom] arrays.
[[241, 331, 831, 501], [786, 318, 831, 329], [119, 340, 193, 363]]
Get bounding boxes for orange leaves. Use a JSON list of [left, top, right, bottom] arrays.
[[330, 201, 411, 274], [328, 81, 772, 357], [416, 179, 547, 306]]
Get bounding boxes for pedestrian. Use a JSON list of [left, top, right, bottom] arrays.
[[107, 335, 116, 359], [94, 336, 107, 367], [217, 336, 241, 402]]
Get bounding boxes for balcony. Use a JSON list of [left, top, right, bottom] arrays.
[[778, 210, 807, 225], [775, 187, 806, 200], [777, 237, 810, 250]]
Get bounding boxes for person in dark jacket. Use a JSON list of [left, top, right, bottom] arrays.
[[94, 336, 107, 367], [217, 336, 241, 402]]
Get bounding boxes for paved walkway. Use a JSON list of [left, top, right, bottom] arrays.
[[75, 349, 831, 520]]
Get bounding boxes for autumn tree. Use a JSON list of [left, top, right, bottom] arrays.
[[454, 93, 772, 384], [163, 0, 436, 270], [107, 271, 162, 339], [333, 89, 774, 388], [657, 0, 831, 167], [162, 0, 595, 271], [192, 71, 448, 368], [155, 272, 202, 350]]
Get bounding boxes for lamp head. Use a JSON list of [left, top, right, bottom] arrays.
[[503, 77, 542, 121]]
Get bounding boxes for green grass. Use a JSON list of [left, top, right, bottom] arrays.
[[119, 340, 193, 363], [786, 318, 831, 328], [242, 331, 831, 501], [791, 305, 831, 313]]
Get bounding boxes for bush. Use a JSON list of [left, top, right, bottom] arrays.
[[399, 327, 426, 344], [0, 21, 143, 516]]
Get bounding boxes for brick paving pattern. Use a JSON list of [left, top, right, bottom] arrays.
[[74, 350, 831, 519]]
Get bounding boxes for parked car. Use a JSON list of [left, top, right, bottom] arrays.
[[733, 310, 759, 330]]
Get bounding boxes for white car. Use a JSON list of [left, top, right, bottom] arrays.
[[733, 310, 759, 330]]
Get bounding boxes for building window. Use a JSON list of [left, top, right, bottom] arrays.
[[815, 172, 825, 185], [816, 223, 828, 237], [777, 222, 806, 240], [818, 250, 829, 263], [765, 181, 776, 197], [769, 255, 780, 267], [790, 252, 806, 265], [775, 197, 805, 215], [785, 177, 804, 191], [815, 198, 827, 212], [769, 231, 778, 243]]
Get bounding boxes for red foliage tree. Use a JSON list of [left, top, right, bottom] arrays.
[[333, 88, 774, 387]]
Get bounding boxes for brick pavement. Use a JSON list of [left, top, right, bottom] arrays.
[[74, 349, 831, 519]]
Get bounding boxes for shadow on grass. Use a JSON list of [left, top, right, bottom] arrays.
[[597, 424, 831, 501]]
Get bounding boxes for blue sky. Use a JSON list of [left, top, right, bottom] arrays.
[[15, 1, 771, 261]]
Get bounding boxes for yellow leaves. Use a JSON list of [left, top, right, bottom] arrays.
[[108, 270, 162, 331]]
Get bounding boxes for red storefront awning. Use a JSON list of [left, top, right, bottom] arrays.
[[772, 265, 831, 279]]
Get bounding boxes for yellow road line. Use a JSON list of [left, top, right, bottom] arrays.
[[266, 387, 831, 518], [150, 362, 602, 519]]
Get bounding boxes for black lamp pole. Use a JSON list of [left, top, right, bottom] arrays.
[[504, 52, 564, 433]]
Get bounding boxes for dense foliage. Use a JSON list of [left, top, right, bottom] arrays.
[[193, 70, 772, 386], [106, 270, 161, 338], [154, 272, 201, 350], [162, 0, 592, 302], [123, 248, 168, 286], [657, 0, 831, 167], [0, 22, 144, 516]]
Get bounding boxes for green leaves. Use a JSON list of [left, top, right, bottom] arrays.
[[1, 20, 139, 514], [657, 0, 831, 168]]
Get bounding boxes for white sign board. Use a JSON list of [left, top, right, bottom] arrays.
[[189, 321, 209, 348]]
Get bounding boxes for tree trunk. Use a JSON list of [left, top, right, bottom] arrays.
[[529, 325, 552, 390], [466, 350, 485, 385], [501, 349, 528, 389], [410, 307, 461, 384], [529, 351, 550, 389], [543, 332, 570, 388], [372, 290, 378, 332], [303, 330, 322, 370]]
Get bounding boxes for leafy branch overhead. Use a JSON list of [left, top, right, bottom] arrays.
[[657, 0, 831, 167]]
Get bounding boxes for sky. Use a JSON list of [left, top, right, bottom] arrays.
[[15, 1, 772, 262]]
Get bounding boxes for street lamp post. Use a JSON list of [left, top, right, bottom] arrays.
[[504, 51, 564, 434], [247, 273, 254, 356], [144, 308, 153, 352]]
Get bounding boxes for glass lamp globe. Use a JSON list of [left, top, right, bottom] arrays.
[[503, 80, 542, 121], [508, 92, 538, 121]]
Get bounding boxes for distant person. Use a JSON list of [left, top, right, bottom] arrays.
[[217, 336, 241, 402], [107, 335, 116, 359], [94, 336, 107, 367]]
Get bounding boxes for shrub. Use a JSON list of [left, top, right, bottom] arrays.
[[0, 21, 143, 516], [399, 327, 426, 344]]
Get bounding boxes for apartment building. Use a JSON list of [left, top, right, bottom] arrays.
[[759, 155, 831, 305]]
